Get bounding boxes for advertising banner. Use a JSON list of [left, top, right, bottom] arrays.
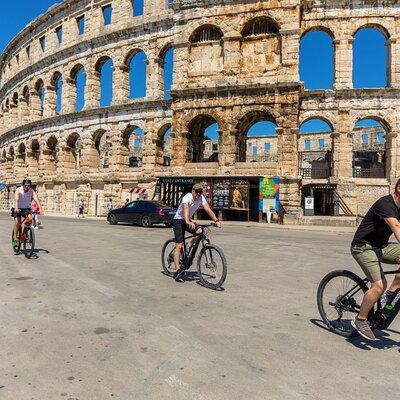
[[230, 179, 249, 210], [259, 177, 280, 212], [212, 179, 231, 210]]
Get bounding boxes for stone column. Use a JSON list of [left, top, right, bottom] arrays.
[[85, 70, 100, 109], [44, 85, 56, 118], [172, 41, 189, 89], [388, 38, 399, 88], [26, 151, 40, 180], [19, 97, 30, 124], [9, 104, 18, 130], [147, 45, 161, 100], [280, 31, 299, 81], [63, 77, 76, 114], [80, 136, 100, 174], [219, 127, 236, 167], [385, 131, 398, 184], [110, 127, 129, 172], [222, 37, 241, 77], [15, 153, 27, 180], [333, 36, 353, 90], [113, 63, 130, 104], [141, 130, 157, 176], [171, 130, 188, 167]]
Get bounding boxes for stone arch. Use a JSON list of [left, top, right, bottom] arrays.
[[93, 129, 111, 168], [187, 114, 220, 163], [122, 124, 145, 168], [70, 64, 86, 112], [235, 111, 278, 162], [155, 123, 172, 166], [241, 17, 280, 37], [353, 23, 391, 39], [12, 92, 19, 105], [352, 25, 389, 88], [45, 135, 59, 172], [22, 86, 30, 104], [189, 25, 223, 43], [352, 117, 388, 179], [65, 132, 82, 170], [159, 44, 174, 100], [301, 26, 335, 40], [125, 49, 147, 99], [51, 71, 63, 114], [95, 56, 114, 107]]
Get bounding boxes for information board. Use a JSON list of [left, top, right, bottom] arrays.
[[259, 177, 280, 213]]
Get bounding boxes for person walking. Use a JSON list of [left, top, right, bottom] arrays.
[[31, 198, 41, 229], [78, 200, 85, 218], [107, 198, 114, 213]]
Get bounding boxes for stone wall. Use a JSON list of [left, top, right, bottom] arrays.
[[0, 0, 399, 219]]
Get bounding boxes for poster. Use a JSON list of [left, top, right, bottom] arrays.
[[259, 177, 280, 212], [230, 180, 249, 210], [197, 179, 213, 205], [212, 180, 231, 209]]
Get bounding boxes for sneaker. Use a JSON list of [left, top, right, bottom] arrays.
[[173, 269, 185, 282], [351, 317, 376, 341], [12, 240, 19, 252], [33, 226, 39, 230]]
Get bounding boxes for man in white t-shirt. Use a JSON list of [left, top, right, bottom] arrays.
[[172, 183, 221, 281]]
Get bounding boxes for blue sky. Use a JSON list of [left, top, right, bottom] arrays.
[[0, 3, 386, 139]]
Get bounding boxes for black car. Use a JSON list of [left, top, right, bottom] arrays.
[[107, 200, 176, 227]]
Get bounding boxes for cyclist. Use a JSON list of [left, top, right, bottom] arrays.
[[12, 179, 42, 251], [172, 183, 221, 281], [351, 178, 400, 340]]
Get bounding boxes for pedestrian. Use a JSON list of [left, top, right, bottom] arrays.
[[125, 198, 129, 205], [31, 198, 41, 229], [107, 198, 113, 213], [78, 200, 85, 218]]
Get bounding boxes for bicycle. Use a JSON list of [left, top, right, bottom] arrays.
[[12, 211, 35, 258], [161, 223, 227, 290], [317, 269, 400, 337]]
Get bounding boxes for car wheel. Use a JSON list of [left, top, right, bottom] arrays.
[[141, 215, 152, 228], [108, 214, 118, 225]]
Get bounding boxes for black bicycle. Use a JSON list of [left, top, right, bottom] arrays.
[[317, 269, 400, 337], [161, 223, 227, 290]]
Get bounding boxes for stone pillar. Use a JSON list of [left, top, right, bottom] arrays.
[[44, 85, 56, 117], [63, 77, 76, 114], [30, 92, 43, 120], [277, 127, 298, 176], [19, 98, 30, 124], [219, 127, 236, 167], [385, 131, 398, 184], [113, 63, 130, 104], [110, 127, 129, 172], [172, 41, 189, 89], [9, 104, 18, 130], [333, 36, 353, 90], [147, 45, 160, 100], [222, 37, 241, 77], [141, 130, 157, 176], [171, 129, 188, 167], [85, 70, 100, 109], [15, 153, 27, 180], [26, 151, 40, 180], [388, 38, 398, 88], [281, 31, 299, 81], [80, 136, 100, 174]]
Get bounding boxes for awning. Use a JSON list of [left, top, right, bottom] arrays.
[[130, 187, 147, 194]]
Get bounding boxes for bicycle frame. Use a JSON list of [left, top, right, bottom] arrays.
[[16, 214, 33, 243], [181, 229, 210, 269]]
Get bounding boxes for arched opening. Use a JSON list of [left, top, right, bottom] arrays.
[[35, 79, 45, 116], [155, 124, 172, 166], [352, 118, 386, 178], [189, 25, 224, 76], [300, 30, 334, 90], [71, 65, 86, 112], [187, 115, 219, 163], [127, 50, 147, 99], [66, 133, 82, 170], [122, 126, 144, 168], [94, 130, 111, 168], [12, 92, 18, 106], [31, 139, 40, 164], [161, 47, 173, 100], [236, 112, 277, 162], [96, 57, 113, 107], [299, 118, 333, 178], [241, 17, 279, 37], [52, 72, 63, 114], [18, 142, 26, 161], [22, 86, 30, 106], [353, 27, 388, 88], [46, 136, 58, 172]]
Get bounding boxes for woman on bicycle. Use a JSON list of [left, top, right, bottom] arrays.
[[172, 183, 221, 281], [12, 179, 42, 251]]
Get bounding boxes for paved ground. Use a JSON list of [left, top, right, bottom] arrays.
[[0, 213, 399, 400]]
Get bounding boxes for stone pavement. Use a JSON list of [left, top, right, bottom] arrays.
[[0, 214, 399, 400]]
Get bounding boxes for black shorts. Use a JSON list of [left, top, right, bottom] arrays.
[[172, 219, 197, 244], [12, 208, 32, 219]]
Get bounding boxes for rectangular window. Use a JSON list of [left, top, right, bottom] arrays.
[[252, 146, 258, 156], [39, 36, 46, 52], [361, 133, 369, 143], [132, 0, 144, 16], [377, 132, 385, 143], [103, 5, 112, 25], [77, 15, 85, 35], [305, 139, 311, 150], [264, 143, 271, 153], [318, 138, 325, 149], [55, 26, 63, 45], [26, 45, 31, 59]]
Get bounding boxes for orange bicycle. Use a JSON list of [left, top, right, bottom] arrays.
[[12, 212, 35, 258]]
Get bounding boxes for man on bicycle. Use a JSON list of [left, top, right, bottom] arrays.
[[12, 179, 42, 252], [172, 183, 221, 281], [351, 178, 400, 340]]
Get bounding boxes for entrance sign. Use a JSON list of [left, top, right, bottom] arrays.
[[259, 177, 280, 213], [304, 197, 314, 216]]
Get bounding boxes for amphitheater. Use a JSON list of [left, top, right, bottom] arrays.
[[0, 0, 398, 222]]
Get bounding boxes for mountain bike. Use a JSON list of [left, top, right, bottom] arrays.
[[161, 223, 227, 290], [12, 212, 35, 258], [317, 269, 400, 337]]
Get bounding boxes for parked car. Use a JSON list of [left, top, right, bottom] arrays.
[[107, 200, 176, 227]]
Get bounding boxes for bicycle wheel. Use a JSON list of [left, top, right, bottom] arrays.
[[11, 228, 21, 254], [22, 226, 35, 259], [161, 239, 178, 276], [197, 244, 227, 290], [317, 270, 370, 337]]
